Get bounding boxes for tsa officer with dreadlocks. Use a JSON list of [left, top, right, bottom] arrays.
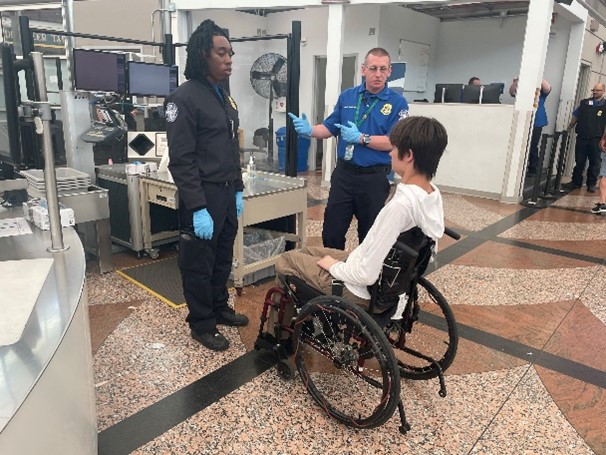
[[166, 19, 249, 352], [289, 48, 409, 250]]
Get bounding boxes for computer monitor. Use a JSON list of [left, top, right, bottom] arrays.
[[127, 61, 179, 97], [480, 83, 504, 104], [0, 43, 24, 172], [73, 49, 127, 93], [434, 83, 463, 103], [461, 84, 482, 104]]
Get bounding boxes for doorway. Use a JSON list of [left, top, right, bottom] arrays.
[[311, 55, 357, 171]]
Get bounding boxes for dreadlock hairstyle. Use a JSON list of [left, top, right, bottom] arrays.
[[184, 19, 229, 82]]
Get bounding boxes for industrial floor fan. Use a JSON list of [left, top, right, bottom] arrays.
[[250, 52, 287, 161]]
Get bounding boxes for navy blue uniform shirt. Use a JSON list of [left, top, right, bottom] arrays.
[[323, 83, 409, 167]]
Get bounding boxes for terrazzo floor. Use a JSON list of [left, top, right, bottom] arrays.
[[88, 172, 606, 454]]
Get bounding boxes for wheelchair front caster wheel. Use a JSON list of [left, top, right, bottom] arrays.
[[399, 423, 411, 435], [276, 360, 295, 380]]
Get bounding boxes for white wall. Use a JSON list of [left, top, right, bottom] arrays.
[[378, 4, 440, 101]]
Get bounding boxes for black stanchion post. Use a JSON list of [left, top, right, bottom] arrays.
[[543, 131, 561, 198], [527, 133, 549, 205], [554, 130, 569, 193]]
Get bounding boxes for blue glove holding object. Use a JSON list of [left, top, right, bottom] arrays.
[[193, 208, 213, 240], [236, 191, 243, 218], [335, 121, 362, 144], [287, 112, 312, 137]]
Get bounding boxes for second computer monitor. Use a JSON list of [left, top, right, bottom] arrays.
[[434, 84, 464, 103], [127, 62, 178, 97]]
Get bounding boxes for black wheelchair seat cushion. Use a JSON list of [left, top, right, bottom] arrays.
[[282, 275, 324, 306]]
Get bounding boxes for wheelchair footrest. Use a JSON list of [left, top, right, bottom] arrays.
[[254, 333, 279, 351]]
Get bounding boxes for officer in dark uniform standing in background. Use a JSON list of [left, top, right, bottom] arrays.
[[564, 82, 606, 193], [166, 19, 249, 352], [289, 48, 409, 250]]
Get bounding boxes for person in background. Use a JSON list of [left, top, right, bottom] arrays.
[[468, 77, 481, 86], [288, 48, 409, 250], [166, 19, 249, 352], [509, 77, 551, 175], [563, 82, 606, 193], [592, 129, 606, 214], [275, 116, 448, 309]]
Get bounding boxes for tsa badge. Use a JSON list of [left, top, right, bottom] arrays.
[[228, 95, 238, 111], [398, 109, 409, 119], [599, 110, 603, 117], [166, 103, 178, 123], [381, 103, 392, 115]]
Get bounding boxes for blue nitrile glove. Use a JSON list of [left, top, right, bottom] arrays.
[[193, 208, 213, 240], [335, 121, 362, 144], [236, 191, 243, 218], [287, 112, 312, 137]]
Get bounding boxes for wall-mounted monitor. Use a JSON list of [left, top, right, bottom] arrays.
[[0, 43, 24, 172], [461, 84, 481, 104], [434, 83, 463, 103], [127, 62, 178, 97], [73, 49, 127, 93], [481, 83, 504, 104]]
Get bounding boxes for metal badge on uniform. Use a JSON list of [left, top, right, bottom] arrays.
[[166, 103, 179, 123], [381, 103, 392, 115], [599, 110, 603, 116], [398, 109, 409, 120], [228, 95, 238, 111]]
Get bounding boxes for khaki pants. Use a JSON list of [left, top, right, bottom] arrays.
[[275, 246, 370, 310]]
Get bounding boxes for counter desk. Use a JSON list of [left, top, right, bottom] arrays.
[[138, 171, 308, 294], [0, 207, 97, 454]]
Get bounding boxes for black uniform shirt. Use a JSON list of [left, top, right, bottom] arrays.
[[166, 78, 244, 211]]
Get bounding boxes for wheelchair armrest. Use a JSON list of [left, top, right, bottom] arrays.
[[444, 227, 460, 240], [394, 241, 419, 261]]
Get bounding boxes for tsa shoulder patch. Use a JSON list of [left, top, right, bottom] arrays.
[[166, 102, 179, 123], [398, 109, 409, 120]]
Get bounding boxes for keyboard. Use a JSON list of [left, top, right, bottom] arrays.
[[81, 124, 123, 144]]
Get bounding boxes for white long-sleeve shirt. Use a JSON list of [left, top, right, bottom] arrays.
[[329, 182, 444, 299]]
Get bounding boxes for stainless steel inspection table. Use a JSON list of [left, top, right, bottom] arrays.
[[0, 207, 97, 454], [138, 170, 307, 293]]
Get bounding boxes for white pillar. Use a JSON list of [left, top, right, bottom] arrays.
[[502, 0, 554, 202], [555, 20, 586, 130], [322, 4, 345, 185]]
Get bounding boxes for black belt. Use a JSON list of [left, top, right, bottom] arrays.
[[204, 180, 236, 186], [337, 159, 391, 175]]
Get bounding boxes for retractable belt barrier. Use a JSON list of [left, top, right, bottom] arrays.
[[524, 130, 570, 207]]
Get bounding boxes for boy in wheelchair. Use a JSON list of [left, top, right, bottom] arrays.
[[256, 116, 454, 432], [275, 115, 448, 311]]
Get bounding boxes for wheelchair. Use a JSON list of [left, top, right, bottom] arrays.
[[254, 227, 460, 434]]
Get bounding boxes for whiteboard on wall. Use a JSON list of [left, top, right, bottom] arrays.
[[399, 39, 430, 92]]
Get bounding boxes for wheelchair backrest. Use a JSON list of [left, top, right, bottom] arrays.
[[368, 227, 435, 311]]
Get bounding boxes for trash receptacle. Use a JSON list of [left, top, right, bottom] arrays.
[[276, 127, 309, 172]]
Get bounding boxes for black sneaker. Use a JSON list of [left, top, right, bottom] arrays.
[[191, 329, 229, 351], [216, 309, 249, 327], [562, 181, 581, 191], [590, 203, 606, 214], [587, 185, 597, 193]]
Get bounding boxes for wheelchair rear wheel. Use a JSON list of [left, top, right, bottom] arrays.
[[386, 277, 458, 381], [293, 295, 400, 429]]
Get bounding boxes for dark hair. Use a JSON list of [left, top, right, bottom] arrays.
[[389, 116, 448, 178], [184, 19, 229, 81], [468, 76, 480, 85], [364, 47, 391, 64]]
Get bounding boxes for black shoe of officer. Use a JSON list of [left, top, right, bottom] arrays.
[[216, 309, 249, 327], [562, 181, 581, 191], [191, 329, 230, 351], [587, 185, 597, 193]]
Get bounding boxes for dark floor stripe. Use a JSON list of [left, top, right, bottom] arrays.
[[492, 237, 605, 265], [456, 321, 606, 389], [98, 350, 276, 455]]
